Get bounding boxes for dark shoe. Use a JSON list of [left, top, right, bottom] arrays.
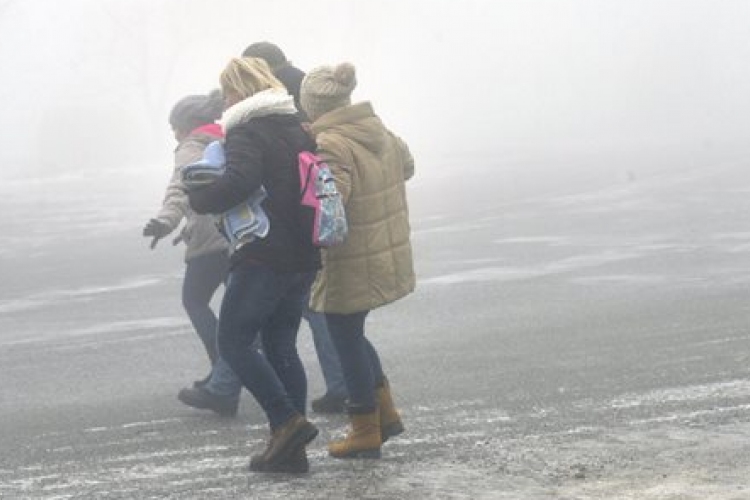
[[177, 386, 239, 417], [192, 372, 212, 389], [250, 415, 318, 471], [311, 392, 347, 414], [249, 445, 309, 473]]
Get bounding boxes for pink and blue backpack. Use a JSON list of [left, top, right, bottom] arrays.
[[298, 151, 348, 247]]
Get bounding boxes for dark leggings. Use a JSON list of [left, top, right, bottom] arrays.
[[182, 251, 229, 365], [325, 310, 385, 412]]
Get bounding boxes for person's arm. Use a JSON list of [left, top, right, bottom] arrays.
[[389, 131, 414, 181], [325, 157, 353, 206], [143, 141, 206, 248], [317, 134, 354, 205], [154, 142, 203, 229], [188, 128, 265, 214]]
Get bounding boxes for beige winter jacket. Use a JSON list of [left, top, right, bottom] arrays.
[[308, 102, 415, 314], [155, 131, 228, 262]]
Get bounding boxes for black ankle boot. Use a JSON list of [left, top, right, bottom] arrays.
[[177, 386, 239, 417], [311, 392, 347, 414], [192, 372, 212, 389]]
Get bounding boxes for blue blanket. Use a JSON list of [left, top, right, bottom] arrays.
[[182, 140, 269, 250]]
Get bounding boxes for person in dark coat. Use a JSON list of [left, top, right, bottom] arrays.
[[187, 57, 319, 473], [242, 41, 348, 414]]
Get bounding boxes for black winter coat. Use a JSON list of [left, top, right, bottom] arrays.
[[188, 114, 320, 273]]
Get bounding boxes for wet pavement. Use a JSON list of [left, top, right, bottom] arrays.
[[2, 160, 750, 498]]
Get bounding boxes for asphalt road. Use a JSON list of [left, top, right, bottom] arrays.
[[2, 160, 750, 499]]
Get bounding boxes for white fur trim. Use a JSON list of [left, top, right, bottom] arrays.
[[220, 89, 298, 133]]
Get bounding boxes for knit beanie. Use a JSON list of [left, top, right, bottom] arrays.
[[300, 62, 357, 122], [169, 89, 224, 133]]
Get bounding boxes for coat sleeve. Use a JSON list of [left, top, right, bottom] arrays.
[[317, 134, 354, 206], [154, 141, 204, 231], [389, 131, 414, 181], [188, 128, 265, 215]]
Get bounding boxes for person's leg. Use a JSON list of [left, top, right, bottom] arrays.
[[182, 251, 228, 365], [261, 272, 314, 417], [325, 311, 376, 411], [326, 310, 384, 458], [177, 252, 239, 417], [200, 335, 262, 399], [357, 329, 401, 442], [362, 337, 385, 386], [218, 262, 296, 428], [305, 305, 347, 411], [219, 262, 317, 471], [204, 355, 243, 397], [178, 348, 250, 418]]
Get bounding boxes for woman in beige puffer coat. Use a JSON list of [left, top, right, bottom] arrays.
[[301, 62, 415, 460]]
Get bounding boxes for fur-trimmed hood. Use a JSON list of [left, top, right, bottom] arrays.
[[220, 89, 297, 133]]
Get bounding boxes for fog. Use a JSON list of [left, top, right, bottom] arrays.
[[3, 0, 750, 185], [5, 2, 750, 497]]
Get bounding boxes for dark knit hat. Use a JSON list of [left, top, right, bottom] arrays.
[[169, 89, 223, 133], [241, 41, 306, 117], [242, 42, 288, 71], [300, 62, 357, 122]]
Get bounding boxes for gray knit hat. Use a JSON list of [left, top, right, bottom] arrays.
[[169, 89, 224, 133], [300, 62, 357, 122]]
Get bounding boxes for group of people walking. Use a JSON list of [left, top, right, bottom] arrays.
[[143, 42, 415, 473]]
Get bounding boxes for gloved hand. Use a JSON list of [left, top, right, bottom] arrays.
[[142, 218, 171, 249]]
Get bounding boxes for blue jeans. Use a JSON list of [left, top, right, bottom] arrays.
[[204, 355, 243, 398], [303, 305, 347, 398], [183, 251, 229, 365], [217, 260, 314, 429], [207, 298, 342, 400], [326, 310, 384, 412]]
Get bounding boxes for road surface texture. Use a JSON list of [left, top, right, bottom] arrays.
[[1, 158, 749, 498]]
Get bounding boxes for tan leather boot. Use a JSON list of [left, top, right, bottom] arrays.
[[328, 411, 382, 459], [377, 379, 404, 443]]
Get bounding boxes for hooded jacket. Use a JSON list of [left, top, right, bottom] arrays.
[[155, 124, 227, 261], [188, 90, 320, 273], [307, 102, 415, 314]]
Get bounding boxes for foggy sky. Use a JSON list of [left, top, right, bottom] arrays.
[[2, 0, 750, 181]]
